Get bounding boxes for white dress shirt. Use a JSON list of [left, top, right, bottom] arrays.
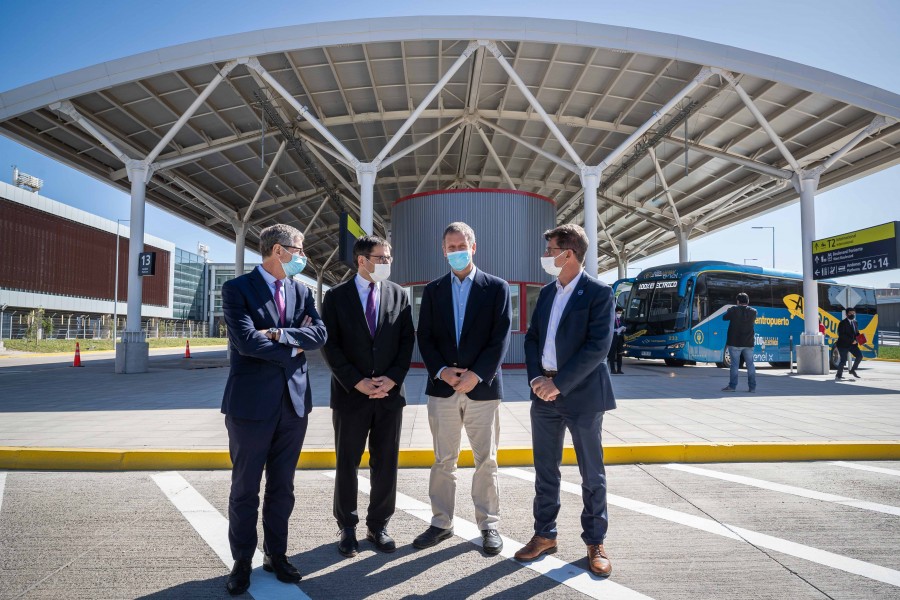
[[257, 265, 298, 356], [355, 274, 381, 317], [541, 270, 583, 371]]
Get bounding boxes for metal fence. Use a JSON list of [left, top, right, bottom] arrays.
[[0, 311, 211, 340]]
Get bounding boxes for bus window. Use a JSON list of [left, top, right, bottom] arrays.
[[706, 272, 745, 313], [675, 278, 693, 330], [741, 275, 774, 308], [771, 277, 801, 309], [693, 274, 708, 326]]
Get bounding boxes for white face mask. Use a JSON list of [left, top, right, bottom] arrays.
[[540, 251, 567, 277], [367, 261, 391, 283]]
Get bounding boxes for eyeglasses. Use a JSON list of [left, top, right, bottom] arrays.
[[543, 246, 569, 256], [366, 254, 393, 264], [280, 244, 305, 255]]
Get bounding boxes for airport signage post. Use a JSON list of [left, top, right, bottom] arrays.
[[338, 213, 367, 270], [812, 221, 899, 280], [138, 252, 156, 276]]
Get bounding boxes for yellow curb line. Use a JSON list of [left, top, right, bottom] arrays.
[[0, 345, 229, 359], [874, 357, 900, 363], [1, 442, 899, 471]]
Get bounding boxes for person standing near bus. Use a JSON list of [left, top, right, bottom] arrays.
[[607, 307, 625, 374], [721, 292, 757, 393], [835, 307, 863, 380]]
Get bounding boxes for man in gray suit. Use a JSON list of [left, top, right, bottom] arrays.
[[517, 224, 616, 578]]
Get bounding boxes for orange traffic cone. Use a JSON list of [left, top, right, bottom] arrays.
[[184, 340, 191, 359], [72, 341, 83, 367]]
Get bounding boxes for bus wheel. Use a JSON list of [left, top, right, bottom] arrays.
[[715, 362, 727, 368], [664, 358, 686, 367], [768, 361, 791, 369], [829, 346, 840, 370]]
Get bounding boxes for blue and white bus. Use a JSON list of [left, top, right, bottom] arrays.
[[620, 261, 879, 368]]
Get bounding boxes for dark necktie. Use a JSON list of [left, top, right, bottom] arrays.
[[366, 282, 377, 338], [274, 280, 285, 326]]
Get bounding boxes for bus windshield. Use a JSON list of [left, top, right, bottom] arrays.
[[625, 279, 691, 335]]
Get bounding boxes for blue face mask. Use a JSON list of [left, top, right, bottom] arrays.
[[447, 250, 471, 271], [282, 253, 307, 277]]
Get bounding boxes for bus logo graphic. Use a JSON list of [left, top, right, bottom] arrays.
[[693, 330, 704, 344]]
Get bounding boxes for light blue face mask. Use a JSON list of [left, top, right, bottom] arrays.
[[447, 250, 471, 271], [282, 253, 307, 277]]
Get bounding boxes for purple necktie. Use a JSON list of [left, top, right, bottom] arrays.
[[366, 282, 377, 338], [274, 279, 286, 326]]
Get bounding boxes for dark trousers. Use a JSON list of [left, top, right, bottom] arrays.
[[607, 355, 622, 373], [530, 400, 608, 545], [836, 345, 863, 377], [225, 389, 308, 560], [333, 402, 403, 530]]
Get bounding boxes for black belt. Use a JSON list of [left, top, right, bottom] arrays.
[[541, 369, 558, 378]]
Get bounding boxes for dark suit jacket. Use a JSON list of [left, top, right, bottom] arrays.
[[836, 317, 860, 348], [417, 269, 511, 400], [524, 272, 617, 414], [321, 277, 416, 411], [724, 305, 757, 347], [221, 268, 327, 420]]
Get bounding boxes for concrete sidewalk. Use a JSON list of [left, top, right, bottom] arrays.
[[1, 346, 899, 468]]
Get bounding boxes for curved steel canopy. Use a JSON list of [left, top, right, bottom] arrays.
[[1, 16, 898, 286]]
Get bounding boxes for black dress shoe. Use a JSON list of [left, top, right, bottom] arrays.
[[850, 370, 861, 379], [413, 525, 453, 549], [262, 554, 302, 583], [226, 558, 252, 595], [367, 527, 397, 553], [481, 529, 503, 555], [338, 528, 359, 557]]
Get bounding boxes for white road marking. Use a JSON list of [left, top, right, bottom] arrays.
[[323, 472, 654, 600], [500, 467, 900, 588], [0, 473, 5, 514], [663, 463, 900, 517], [830, 461, 900, 478], [152, 471, 311, 600]]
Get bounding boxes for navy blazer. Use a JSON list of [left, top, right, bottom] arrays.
[[524, 272, 617, 414], [321, 278, 415, 412], [417, 269, 511, 400], [221, 268, 327, 420]]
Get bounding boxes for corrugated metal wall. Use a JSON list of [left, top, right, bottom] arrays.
[[392, 189, 555, 365], [0, 198, 170, 306]]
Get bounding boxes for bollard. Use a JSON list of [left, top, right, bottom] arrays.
[[72, 341, 84, 367], [184, 340, 191, 359]]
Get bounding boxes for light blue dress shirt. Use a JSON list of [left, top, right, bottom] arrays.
[[451, 266, 477, 345]]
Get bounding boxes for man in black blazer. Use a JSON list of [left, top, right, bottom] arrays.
[[220, 223, 327, 595], [517, 224, 616, 578], [413, 222, 511, 556], [835, 306, 863, 380], [321, 235, 415, 558]]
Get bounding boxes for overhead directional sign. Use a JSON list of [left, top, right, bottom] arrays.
[[338, 213, 367, 270], [812, 221, 899, 280]]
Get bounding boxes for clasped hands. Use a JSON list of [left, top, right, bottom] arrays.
[[354, 376, 397, 399], [531, 376, 560, 402], [440, 367, 480, 395]]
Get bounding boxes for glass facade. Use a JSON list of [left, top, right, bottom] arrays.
[[173, 248, 207, 320]]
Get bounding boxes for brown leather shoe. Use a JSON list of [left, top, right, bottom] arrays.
[[514, 535, 557, 562], [587, 544, 612, 577]]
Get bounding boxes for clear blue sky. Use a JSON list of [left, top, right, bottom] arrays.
[[1, 0, 897, 286]]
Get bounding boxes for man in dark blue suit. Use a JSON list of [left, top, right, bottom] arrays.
[[221, 223, 327, 595], [413, 222, 511, 556], [517, 224, 616, 578]]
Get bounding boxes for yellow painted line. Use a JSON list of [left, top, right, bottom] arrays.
[[0, 345, 228, 359], [2, 441, 899, 471], [874, 357, 900, 363]]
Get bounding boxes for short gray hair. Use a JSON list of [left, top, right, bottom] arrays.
[[259, 224, 303, 257], [443, 221, 476, 246]]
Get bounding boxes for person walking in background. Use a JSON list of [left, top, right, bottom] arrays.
[[413, 221, 511, 556], [220, 224, 327, 595], [321, 235, 415, 558], [721, 292, 757, 393], [517, 224, 616, 578], [835, 307, 863, 380], [607, 306, 625, 374]]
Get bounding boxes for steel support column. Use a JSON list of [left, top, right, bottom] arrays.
[[580, 166, 601, 277], [116, 161, 151, 373], [795, 171, 828, 375], [357, 164, 377, 235], [234, 222, 247, 279], [675, 225, 691, 263]]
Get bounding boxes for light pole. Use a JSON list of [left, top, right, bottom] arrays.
[[752, 226, 776, 269], [113, 219, 129, 350], [0, 303, 7, 351]]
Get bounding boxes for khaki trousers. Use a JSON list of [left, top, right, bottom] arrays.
[[426, 392, 501, 530]]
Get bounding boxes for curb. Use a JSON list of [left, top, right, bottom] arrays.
[[0, 345, 228, 359], [1, 441, 898, 471]]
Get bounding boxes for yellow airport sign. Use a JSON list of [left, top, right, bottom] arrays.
[[813, 222, 895, 254]]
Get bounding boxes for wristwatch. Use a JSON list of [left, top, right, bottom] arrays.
[[267, 328, 280, 339]]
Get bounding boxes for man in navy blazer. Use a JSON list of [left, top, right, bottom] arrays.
[[221, 224, 327, 595], [517, 224, 617, 578], [413, 222, 511, 556]]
